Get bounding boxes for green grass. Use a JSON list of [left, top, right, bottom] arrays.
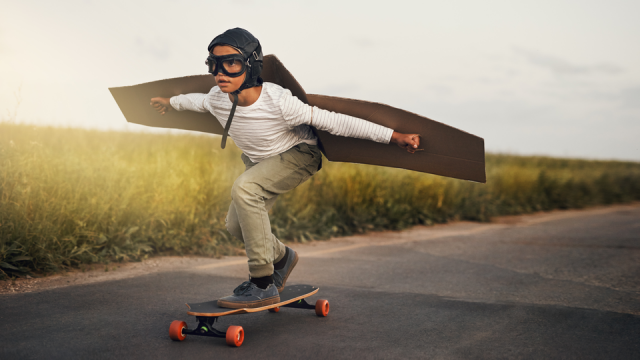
[[1, 123, 640, 278]]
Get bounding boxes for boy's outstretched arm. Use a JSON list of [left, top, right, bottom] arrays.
[[151, 94, 209, 114], [150, 97, 172, 115], [280, 89, 423, 155], [391, 132, 422, 154]]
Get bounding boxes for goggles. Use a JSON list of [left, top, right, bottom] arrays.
[[205, 54, 248, 78]]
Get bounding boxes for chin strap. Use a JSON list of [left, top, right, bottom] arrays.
[[221, 91, 239, 149]]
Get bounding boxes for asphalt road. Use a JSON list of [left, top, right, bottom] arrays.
[[1, 204, 639, 359]]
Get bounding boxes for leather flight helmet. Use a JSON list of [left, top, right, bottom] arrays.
[[207, 28, 264, 94]]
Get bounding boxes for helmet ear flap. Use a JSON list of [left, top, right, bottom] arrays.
[[249, 48, 263, 79], [251, 61, 262, 78]]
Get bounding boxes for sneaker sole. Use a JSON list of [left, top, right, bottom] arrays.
[[217, 295, 281, 309], [277, 251, 299, 293]]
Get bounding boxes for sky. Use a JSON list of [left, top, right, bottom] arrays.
[[1, 0, 639, 161]]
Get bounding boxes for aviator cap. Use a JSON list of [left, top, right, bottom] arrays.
[[207, 28, 263, 93]]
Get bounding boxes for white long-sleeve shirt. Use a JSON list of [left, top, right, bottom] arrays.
[[170, 82, 394, 163]]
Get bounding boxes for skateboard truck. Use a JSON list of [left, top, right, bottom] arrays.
[[188, 316, 227, 338]]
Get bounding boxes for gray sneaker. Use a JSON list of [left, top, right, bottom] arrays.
[[273, 247, 299, 293], [217, 281, 280, 309]]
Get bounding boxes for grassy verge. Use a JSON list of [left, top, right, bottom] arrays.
[[2, 123, 640, 278]]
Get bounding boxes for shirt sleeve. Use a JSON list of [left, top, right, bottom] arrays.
[[170, 93, 208, 112], [279, 89, 394, 144]]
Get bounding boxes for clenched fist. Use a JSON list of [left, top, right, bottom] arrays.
[[150, 97, 172, 115]]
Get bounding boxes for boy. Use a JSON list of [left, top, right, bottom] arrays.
[[150, 28, 420, 309]]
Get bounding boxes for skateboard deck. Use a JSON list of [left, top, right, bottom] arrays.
[[169, 284, 329, 347], [186, 284, 319, 316], [109, 55, 486, 183]]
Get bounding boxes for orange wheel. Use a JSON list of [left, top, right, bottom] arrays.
[[268, 307, 280, 313], [315, 299, 330, 317], [169, 320, 187, 341], [226, 325, 244, 347]]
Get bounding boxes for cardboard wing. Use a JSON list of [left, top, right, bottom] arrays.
[[109, 55, 486, 182], [109, 75, 222, 134], [307, 94, 485, 182]]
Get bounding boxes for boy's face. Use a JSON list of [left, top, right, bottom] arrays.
[[212, 45, 246, 93]]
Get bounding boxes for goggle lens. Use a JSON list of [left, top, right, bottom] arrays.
[[222, 59, 243, 74]]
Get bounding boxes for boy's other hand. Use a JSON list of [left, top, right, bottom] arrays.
[[150, 97, 172, 115], [391, 132, 422, 154]]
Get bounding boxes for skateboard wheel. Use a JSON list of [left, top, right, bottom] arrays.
[[169, 320, 187, 341], [268, 307, 280, 313], [315, 299, 330, 317], [226, 325, 244, 347]]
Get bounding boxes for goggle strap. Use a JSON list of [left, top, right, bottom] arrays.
[[220, 92, 239, 149]]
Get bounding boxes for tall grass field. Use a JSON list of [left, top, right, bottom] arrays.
[[2, 123, 640, 278]]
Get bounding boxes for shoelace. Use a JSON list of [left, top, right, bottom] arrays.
[[232, 281, 255, 295]]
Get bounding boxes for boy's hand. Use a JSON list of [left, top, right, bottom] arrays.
[[150, 97, 172, 115], [391, 132, 422, 154]]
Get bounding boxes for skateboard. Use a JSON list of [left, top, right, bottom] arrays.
[[169, 284, 329, 347]]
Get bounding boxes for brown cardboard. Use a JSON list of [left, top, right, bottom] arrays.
[[307, 94, 485, 182], [109, 55, 486, 182], [109, 75, 222, 134]]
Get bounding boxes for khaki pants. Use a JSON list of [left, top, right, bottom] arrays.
[[225, 143, 322, 278]]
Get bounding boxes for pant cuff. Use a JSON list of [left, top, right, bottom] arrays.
[[249, 263, 274, 278], [274, 243, 287, 263]]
